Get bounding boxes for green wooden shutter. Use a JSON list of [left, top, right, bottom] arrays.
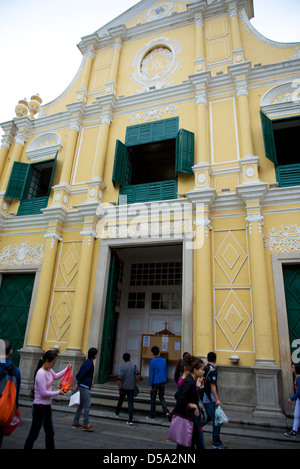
[[119, 180, 177, 204], [46, 152, 58, 196], [17, 196, 49, 216], [260, 111, 277, 164], [125, 117, 179, 146], [112, 140, 131, 186], [175, 129, 194, 176], [276, 164, 300, 187], [5, 162, 31, 199]]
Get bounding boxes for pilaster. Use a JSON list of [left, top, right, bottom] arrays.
[[186, 188, 217, 357], [229, 62, 254, 159], [236, 183, 283, 419], [94, 95, 116, 180]]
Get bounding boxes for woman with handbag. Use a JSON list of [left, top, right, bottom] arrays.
[[169, 357, 206, 450]]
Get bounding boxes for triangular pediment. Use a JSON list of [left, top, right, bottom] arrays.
[[94, 0, 191, 36]]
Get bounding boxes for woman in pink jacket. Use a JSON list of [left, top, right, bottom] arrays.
[[24, 350, 71, 449]]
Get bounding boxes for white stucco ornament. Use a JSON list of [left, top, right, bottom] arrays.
[[131, 37, 182, 91]]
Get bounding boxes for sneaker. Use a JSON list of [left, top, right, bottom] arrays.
[[165, 413, 171, 421], [146, 416, 156, 420], [72, 423, 83, 428], [83, 425, 94, 432], [284, 430, 296, 438], [212, 442, 228, 449], [127, 421, 134, 425]]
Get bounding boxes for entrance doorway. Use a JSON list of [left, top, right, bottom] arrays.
[[283, 264, 300, 362], [98, 244, 183, 383]]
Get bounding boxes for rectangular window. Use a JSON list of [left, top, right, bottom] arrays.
[[112, 118, 194, 204], [128, 292, 146, 309], [260, 112, 300, 187], [130, 262, 182, 286], [5, 154, 57, 215], [151, 292, 182, 310]]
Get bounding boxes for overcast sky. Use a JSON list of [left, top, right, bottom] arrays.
[[0, 0, 299, 136]]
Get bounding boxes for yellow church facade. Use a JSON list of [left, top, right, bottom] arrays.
[[0, 0, 299, 422]]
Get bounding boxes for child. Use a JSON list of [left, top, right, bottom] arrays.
[[284, 363, 300, 438]]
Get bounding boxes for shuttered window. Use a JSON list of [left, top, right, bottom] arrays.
[[113, 118, 194, 204], [260, 111, 300, 187], [5, 153, 57, 215], [125, 117, 179, 146]]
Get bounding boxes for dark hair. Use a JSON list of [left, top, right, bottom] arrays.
[[293, 363, 300, 375], [189, 357, 204, 372], [174, 352, 190, 383], [207, 351, 217, 363], [4, 339, 12, 356], [34, 350, 58, 379], [88, 347, 98, 359], [123, 353, 130, 362], [183, 353, 195, 369], [151, 346, 160, 356]]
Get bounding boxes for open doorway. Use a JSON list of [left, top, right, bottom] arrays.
[[98, 244, 183, 383]]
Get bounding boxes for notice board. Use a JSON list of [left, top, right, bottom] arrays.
[[141, 334, 181, 364]]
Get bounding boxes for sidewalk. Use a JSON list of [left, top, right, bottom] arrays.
[[53, 398, 299, 445]]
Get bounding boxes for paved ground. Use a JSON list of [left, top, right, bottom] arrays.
[[1, 400, 299, 458]]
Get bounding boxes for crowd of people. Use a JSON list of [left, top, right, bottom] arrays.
[[0, 339, 299, 450]]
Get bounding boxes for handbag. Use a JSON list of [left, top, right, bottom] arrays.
[[167, 413, 194, 447], [198, 399, 207, 425], [69, 390, 80, 407]]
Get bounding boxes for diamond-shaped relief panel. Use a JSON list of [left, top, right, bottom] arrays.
[[214, 231, 249, 285], [47, 292, 73, 342], [215, 289, 253, 351], [59, 243, 80, 287], [225, 304, 243, 333]]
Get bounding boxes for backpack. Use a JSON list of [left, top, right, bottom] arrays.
[[0, 363, 17, 427]]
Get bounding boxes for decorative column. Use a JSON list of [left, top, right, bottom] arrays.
[[189, 72, 212, 189], [105, 26, 126, 95], [59, 120, 81, 185], [188, 3, 206, 73], [187, 189, 216, 358], [26, 229, 62, 349], [194, 13, 206, 73], [229, 63, 254, 159], [228, 3, 245, 63], [79, 48, 95, 93], [0, 122, 16, 180], [0, 119, 31, 193], [66, 224, 98, 353], [237, 184, 283, 418], [94, 95, 116, 181], [51, 102, 86, 209]]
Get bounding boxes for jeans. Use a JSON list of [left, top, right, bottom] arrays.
[[116, 389, 135, 422], [24, 404, 55, 449], [73, 385, 91, 426], [293, 398, 300, 432], [204, 402, 221, 445], [150, 383, 169, 418]]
